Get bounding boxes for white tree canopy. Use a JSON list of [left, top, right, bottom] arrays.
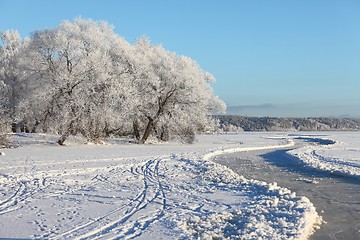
[[132, 37, 226, 143], [0, 30, 28, 127], [2, 18, 226, 144]]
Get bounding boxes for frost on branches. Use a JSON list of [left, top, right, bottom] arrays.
[[131, 38, 226, 144], [0, 81, 10, 147], [0, 30, 25, 147], [0, 18, 226, 145], [0, 30, 28, 133]]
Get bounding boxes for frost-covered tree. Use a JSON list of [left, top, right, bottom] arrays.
[[5, 18, 225, 145], [0, 81, 10, 147], [0, 30, 27, 131], [20, 18, 134, 144], [132, 38, 226, 144]]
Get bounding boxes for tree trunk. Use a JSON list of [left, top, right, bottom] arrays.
[[156, 125, 169, 141], [138, 89, 176, 144], [57, 120, 75, 146], [139, 119, 154, 144], [133, 120, 140, 141], [57, 132, 69, 146]]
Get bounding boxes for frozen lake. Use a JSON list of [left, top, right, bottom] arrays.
[[214, 138, 360, 239]]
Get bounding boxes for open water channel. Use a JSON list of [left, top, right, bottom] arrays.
[[214, 138, 360, 240]]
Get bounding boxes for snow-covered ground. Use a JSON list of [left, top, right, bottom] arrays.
[[3, 132, 358, 239], [288, 132, 360, 178]]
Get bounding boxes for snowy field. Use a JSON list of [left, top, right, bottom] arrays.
[[0, 132, 358, 239]]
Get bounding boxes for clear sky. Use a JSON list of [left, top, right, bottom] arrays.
[[1, 0, 359, 118]]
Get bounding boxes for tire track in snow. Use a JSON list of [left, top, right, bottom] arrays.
[[55, 158, 168, 240], [0, 157, 51, 216], [0, 180, 27, 214], [0, 176, 47, 215]]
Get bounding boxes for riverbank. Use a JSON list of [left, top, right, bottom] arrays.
[[213, 136, 360, 239]]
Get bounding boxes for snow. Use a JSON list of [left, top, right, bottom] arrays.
[[0, 132, 329, 239], [288, 132, 360, 178]]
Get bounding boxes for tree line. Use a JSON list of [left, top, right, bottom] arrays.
[[0, 18, 226, 146], [216, 115, 360, 132]]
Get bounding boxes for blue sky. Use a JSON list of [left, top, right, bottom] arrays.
[[1, 0, 359, 117]]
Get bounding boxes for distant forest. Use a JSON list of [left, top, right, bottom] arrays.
[[215, 115, 360, 132]]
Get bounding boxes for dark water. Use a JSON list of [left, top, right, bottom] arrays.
[[214, 143, 360, 240]]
